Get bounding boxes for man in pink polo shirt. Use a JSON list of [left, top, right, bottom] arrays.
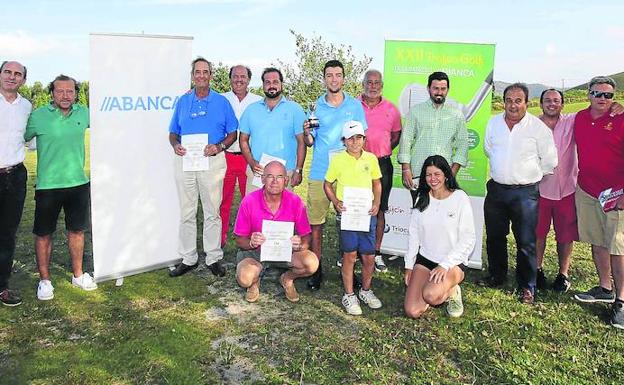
[[359, 69, 402, 272], [572, 76, 624, 330], [234, 161, 318, 303], [535, 89, 578, 293]]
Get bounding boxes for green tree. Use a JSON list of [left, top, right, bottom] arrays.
[[78, 81, 89, 106], [275, 30, 373, 109], [210, 62, 230, 94]]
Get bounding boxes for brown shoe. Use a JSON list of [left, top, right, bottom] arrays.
[[280, 273, 299, 302], [520, 288, 534, 304], [245, 281, 260, 303]]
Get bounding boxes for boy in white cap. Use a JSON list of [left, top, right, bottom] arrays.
[[324, 120, 382, 315]]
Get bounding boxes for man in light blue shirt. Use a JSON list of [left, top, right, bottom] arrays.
[[302, 59, 367, 290], [168, 57, 238, 278], [239, 67, 306, 192]]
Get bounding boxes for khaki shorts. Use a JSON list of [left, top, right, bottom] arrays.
[[575, 186, 624, 255], [306, 180, 332, 225]]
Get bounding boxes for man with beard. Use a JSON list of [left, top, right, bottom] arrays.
[[239, 67, 306, 193], [302, 60, 367, 290], [168, 57, 238, 278], [398, 71, 469, 205], [220, 65, 262, 247], [359, 69, 402, 273], [0, 61, 31, 306], [481, 83, 557, 304]]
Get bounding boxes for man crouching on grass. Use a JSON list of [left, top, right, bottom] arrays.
[[233, 161, 318, 303], [324, 121, 383, 315]]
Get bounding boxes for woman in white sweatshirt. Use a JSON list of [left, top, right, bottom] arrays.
[[404, 155, 476, 318]]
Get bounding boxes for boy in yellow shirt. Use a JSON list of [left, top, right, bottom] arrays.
[[324, 121, 382, 315]]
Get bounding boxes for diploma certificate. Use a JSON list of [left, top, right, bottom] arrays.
[[340, 187, 372, 232], [181, 134, 209, 171], [260, 220, 294, 262]]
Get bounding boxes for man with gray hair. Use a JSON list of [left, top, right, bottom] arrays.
[[0, 61, 31, 306], [358, 69, 402, 272], [572, 76, 624, 329], [168, 57, 238, 278]]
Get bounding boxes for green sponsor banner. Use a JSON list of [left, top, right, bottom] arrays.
[[383, 40, 495, 197]]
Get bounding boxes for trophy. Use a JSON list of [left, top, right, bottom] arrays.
[[307, 103, 319, 129]]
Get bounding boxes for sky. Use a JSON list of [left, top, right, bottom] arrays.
[[3, 0, 624, 88]]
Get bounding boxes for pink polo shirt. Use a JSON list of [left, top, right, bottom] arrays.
[[359, 97, 402, 158], [233, 188, 312, 238], [574, 107, 624, 198], [539, 113, 578, 200]]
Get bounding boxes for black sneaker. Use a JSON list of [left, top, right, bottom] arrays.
[[552, 273, 571, 293], [574, 286, 615, 303], [536, 268, 547, 290], [207, 260, 226, 277], [611, 300, 624, 330], [477, 275, 506, 288], [0, 289, 22, 307]]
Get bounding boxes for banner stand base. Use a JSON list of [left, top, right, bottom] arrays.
[[115, 278, 124, 287]]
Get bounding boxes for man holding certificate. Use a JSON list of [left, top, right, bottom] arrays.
[[168, 57, 238, 278], [233, 161, 318, 303], [324, 121, 383, 316]]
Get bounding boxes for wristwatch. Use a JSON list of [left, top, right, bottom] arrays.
[[294, 168, 302, 174], [219, 142, 226, 151]]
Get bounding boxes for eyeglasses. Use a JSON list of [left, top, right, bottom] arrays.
[[589, 90, 614, 99], [264, 175, 286, 182], [190, 111, 207, 118]]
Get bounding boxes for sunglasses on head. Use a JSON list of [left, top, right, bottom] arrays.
[[589, 90, 614, 99]]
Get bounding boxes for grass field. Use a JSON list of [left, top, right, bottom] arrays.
[[2, 104, 623, 385]]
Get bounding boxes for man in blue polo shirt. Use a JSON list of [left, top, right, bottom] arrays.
[[239, 67, 306, 193], [303, 59, 367, 290], [168, 57, 238, 278]]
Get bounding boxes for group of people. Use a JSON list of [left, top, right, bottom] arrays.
[[1, 57, 623, 329]]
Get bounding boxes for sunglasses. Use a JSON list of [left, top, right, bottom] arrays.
[[589, 90, 614, 99]]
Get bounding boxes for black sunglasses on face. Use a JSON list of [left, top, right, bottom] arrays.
[[589, 90, 614, 99]]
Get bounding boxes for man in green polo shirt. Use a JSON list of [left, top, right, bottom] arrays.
[[397, 71, 469, 205], [24, 74, 97, 301]]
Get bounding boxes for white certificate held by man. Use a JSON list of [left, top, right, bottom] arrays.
[[341, 187, 372, 232], [181, 133, 209, 171], [252, 153, 286, 187], [260, 220, 294, 262]]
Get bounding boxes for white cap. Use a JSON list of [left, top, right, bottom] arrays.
[[342, 120, 365, 139]]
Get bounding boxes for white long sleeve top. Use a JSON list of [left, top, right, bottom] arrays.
[[484, 112, 558, 185], [405, 189, 476, 270]]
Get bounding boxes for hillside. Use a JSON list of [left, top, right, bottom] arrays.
[[493, 80, 554, 99], [570, 71, 624, 90]]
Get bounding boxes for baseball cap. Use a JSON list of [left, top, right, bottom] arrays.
[[342, 120, 365, 139]]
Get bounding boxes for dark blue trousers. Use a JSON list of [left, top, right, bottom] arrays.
[[484, 180, 539, 293], [0, 163, 27, 291]]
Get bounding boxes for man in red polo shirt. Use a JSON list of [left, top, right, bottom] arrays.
[[359, 69, 402, 272], [572, 76, 624, 329], [233, 161, 318, 303]]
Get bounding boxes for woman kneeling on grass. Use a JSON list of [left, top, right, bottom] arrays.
[[404, 155, 476, 318]]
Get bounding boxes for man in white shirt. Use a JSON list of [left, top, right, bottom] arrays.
[[220, 65, 262, 247], [0, 61, 32, 306], [481, 83, 558, 304]]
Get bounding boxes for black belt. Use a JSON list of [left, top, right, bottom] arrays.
[[491, 180, 537, 189], [0, 163, 22, 175], [378, 155, 392, 160], [226, 151, 243, 155]]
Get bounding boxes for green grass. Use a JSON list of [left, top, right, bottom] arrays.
[[2, 109, 623, 384]]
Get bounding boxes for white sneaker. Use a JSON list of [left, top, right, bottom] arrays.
[[37, 280, 54, 301], [358, 288, 383, 309], [72, 272, 98, 291], [374, 254, 388, 273], [446, 285, 464, 318], [341, 293, 362, 315]]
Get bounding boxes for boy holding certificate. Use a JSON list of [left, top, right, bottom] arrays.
[[324, 121, 383, 315]]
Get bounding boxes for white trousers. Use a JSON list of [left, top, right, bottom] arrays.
[[174, 152, 226, 265]]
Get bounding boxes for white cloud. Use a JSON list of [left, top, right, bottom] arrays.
[[0, 31, 60, 58]]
